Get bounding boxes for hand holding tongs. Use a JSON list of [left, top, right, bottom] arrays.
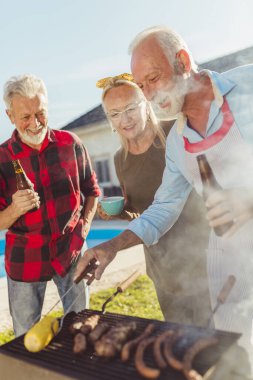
[[207, 274, 236, 328], [45, 258, 98, 318]]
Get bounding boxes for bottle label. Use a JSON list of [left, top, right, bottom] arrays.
[[15, 169, 23, 174]]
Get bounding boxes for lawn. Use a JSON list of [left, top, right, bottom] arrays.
[[0, 274, 163, 346]]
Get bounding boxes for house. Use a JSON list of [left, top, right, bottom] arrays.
[[61, 46, 253, 195], [61, 104, 120, 196]]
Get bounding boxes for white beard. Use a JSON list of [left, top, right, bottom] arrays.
[[18, 125, 47, 146], [151, 75, 188, 120]]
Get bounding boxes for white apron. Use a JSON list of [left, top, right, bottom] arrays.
[[183, 98, 253, 369]]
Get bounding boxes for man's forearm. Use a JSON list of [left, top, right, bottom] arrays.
[[109, 229, 143, 252], [0, 204, 19, 230], [82, 196, 98, 223], [73, 229, 143, 282]]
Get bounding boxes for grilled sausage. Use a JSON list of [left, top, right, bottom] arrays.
[[80, 314, 100, 334], [73, 333, 87, 354], [88, 322, 110, 344], [69, 321, 84, 335], [163, 330, 183, 371], [183, 336, 219, 380], [95, 321, 137, 358], [121, 323, 155, 362], [70, 314, 100, 335], [153, 329, 174, 369], [135, 336, 160, 379]]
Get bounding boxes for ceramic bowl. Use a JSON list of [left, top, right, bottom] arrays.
[[100, 196, 124, 216]]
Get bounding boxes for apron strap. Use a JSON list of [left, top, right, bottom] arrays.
[[183, 98, 234, 153]]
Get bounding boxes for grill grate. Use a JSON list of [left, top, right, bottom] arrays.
[[0, 309, 240, 380]]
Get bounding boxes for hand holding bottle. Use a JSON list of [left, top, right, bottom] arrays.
[[12, 159, 40, 216], [197, 154, 233, 236], [205, 187, 253, 237], [11, 189, 40, 218]]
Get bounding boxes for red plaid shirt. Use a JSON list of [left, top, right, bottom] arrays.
[[0, 128, 100, 282]]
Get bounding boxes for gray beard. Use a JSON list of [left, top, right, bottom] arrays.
[[151, 76, 188, 119], [18, 126, 47, 146]]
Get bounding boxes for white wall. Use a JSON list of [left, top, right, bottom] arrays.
[[72, 121, 121, 186]]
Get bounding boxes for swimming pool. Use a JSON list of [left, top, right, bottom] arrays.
[[0, 228, 123, 278]]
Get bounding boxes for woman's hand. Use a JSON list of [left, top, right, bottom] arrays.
[[119, 209, 140, 221], [97, 203, 113, 221]]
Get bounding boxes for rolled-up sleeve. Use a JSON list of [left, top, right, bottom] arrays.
[[75, 143, 101, 198]]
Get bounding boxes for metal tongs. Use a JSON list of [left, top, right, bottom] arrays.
[[51, 261, 140, 334], [46, 258, 98, 318], [207, 274, 236, 328], [43, 258, 99, 335]]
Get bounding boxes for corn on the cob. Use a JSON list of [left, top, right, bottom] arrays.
[[24, 316, 59, 352]]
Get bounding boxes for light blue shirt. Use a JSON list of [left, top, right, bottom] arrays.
[[128, 65, 253, 245]]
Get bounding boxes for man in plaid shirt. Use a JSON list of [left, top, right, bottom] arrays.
[[0, 74, 101, 336]]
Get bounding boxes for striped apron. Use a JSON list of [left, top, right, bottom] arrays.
[[183, 98, 253, 369]]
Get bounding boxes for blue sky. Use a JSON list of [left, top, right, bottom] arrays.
[[0, 0, 253, 143]]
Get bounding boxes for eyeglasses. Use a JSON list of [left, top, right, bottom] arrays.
[[107, 100, 145, 121]]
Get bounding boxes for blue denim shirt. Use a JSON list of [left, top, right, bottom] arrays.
[[128, 65, 253, 245]]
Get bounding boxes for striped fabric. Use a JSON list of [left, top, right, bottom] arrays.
[[184, 96, 253, 362]]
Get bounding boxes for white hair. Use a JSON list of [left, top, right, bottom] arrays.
[[3, 74, 48, 110], [101, 78, 166, 159], [128, 25, 198, 72]]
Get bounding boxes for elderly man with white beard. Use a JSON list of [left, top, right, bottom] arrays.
[[0, 74, 100, 337], [75, 26, 253, 373]]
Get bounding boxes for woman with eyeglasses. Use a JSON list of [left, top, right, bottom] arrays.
[[96, 74, 212, 326]]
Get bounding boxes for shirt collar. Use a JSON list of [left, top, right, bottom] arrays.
[[176, 70, 236, 135], [8, 127, 57, 157]]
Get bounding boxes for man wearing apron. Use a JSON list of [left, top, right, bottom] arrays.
[[75, 26, 253, 374]]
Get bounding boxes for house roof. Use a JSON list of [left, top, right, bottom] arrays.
[[199, 45, 253, 72], [61, 104, 106, 131], [61, 45, 253, 131]]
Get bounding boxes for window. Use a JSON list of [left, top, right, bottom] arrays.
[[94, 159, 110, 185]]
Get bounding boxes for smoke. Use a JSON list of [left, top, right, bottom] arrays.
[[150, 73, 205, 120], [151, 74, 189, 120]]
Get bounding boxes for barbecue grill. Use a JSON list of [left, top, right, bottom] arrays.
[[0, 309, 240, 380]]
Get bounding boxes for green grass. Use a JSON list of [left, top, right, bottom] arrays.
[[0, 274, 163, 346], [90, 275, 163, 320], [0, 329, 15, 346]]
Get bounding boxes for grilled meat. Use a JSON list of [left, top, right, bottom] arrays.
[[135, 336, 160, 379], [121, 323, 155, 362], [88, 322, 110, 344], [95, 321, 137, 358], [73, 333, 87, 354]]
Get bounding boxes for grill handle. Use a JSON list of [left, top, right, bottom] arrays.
[[117, 270, 141, 292], [207, 274, 236, 328], [217, 275, 236, 304], [101, 269, 141, 314]]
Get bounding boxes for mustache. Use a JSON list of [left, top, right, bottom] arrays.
[[25, 124, 45, 133]]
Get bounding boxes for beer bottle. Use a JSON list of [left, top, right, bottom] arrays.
[[12, 159, 38, 210], [196, 154, 233, 236]]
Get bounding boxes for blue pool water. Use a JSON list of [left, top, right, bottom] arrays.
[[0, 229, 123, 278]]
